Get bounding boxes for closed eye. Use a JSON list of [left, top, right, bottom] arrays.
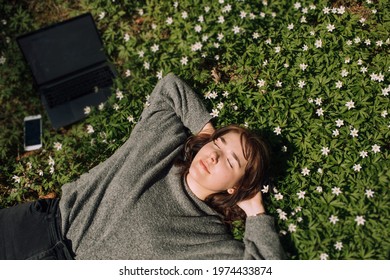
[[213, 139, 233, 168]]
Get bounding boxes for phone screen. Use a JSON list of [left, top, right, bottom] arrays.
[[25, 118, 41, 146]]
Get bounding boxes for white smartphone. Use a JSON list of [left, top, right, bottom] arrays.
[[24, 115, 42, 151]]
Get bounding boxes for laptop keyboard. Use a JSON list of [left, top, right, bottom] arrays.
[[44, 66, 114, 108]]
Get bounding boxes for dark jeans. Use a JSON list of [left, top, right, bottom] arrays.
[[0, 198, 74, 260]]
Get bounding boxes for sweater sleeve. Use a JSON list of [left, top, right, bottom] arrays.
[[243, 215, 287, 260], [112, 73, 212, 198]]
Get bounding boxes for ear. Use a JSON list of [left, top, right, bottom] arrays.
[[227, 188, 235, 195]]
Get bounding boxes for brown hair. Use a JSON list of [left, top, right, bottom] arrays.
[[176, 125, 270, 227]]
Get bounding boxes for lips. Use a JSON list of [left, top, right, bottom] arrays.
[[199, 160, 210, 174]]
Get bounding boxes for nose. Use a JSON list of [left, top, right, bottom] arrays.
[[208, 151, 219, 164]]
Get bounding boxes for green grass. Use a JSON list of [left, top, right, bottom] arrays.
[[0, 0, 389, 260]]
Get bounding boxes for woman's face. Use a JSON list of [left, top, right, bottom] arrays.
[[186, 131, 248, 200]]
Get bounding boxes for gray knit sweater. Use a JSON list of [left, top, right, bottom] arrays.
[[59, 73, 286, 260]]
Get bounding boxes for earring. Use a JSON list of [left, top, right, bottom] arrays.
[[227, 188, 235, 194]]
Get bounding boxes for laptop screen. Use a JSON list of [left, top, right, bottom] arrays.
[[17, 13, 107, 86]]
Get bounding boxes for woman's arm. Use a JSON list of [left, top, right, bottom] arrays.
[[238, 193, 286, 260]]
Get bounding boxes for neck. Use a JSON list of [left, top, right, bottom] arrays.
[[185, 173, 209, 201]]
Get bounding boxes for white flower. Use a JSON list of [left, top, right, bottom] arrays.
[[274, 193, 284, 200], [0, 56, 5, 65], [84, 106, 91, 115], [382, 110, 388, 118], [338, 6, 346, 14], [334, 242, 343, 251], [191, 42, 202, 52], [321, 147, 330, 156], [86, 125, 94, 134], [232, 26, 241, 34], [329, 215, 339, 225], [376, 40, 383, 47], [341, 69, 349, 77], [252, 32, 260, 39], [240, 11, 247, 18], [345, 100, 355, 110], [371, 144, 381, 153], [287, 23, 294, 30], [297, 190, 306, 199], [335, 119, 344, 127], [323, 7, 330, 14], [265, 38, 272, 45], [261, 185, 269, 193], [335, 81, 343, 89], [288, 224, 297, 233], [217, 16, 225, 24], [281, 146, 288, 152], [274, 126, 282, 135], [180, 56, 188, 66], [360, 151, 368, 158], [315, 98, 322, 105], [156, 70, 163, 80], [350, 128, 359, 138], [143, 61, 150, 70], [210, 109, 219, 118], [332, 129, 340, 137], [222, 4, 232, 13], [222, 91, 229, 98], [353, 164, 362, 172], [257, 79, 266, 87], [278, 211, 288, 221], [50, 166, 55, 174], [316, 186, 323, 193], [355, 215, 366, 226], [98, 103, 104, 111], [299, 63, 308, 71], [315, 39, 323, 48], [98, 12, 106, 20], [181, 11, 188, 19], [317, 168, 323, 174], [125, 69, 131, 77], [53, 142, 62, 151], [116, 90, 124, 100], [332, 187, 342, 196], [12, 175, 21, 183], [217, 102, 224, 110], [298, 80, 306, 88], [47, 156, 55, 166], [294, 2, 301, 9], [113, 103, 119, 111], [217, 33, 224, 41], [327, 24, 335, 32], [275, 81, 283, 88], [138, 50, 145, 58], [360, 67, 368, 73], [301, 167, 310, 176], [275, 46, 281, 53], [365, 189, 374, 198], [151, 44, 159, 53], [194, 25, 202, 33], [124, 33, 130, 42], [198, 15, 204, 23], [320, 253, 329, 260], [127, 115, 135, 123], [166, 17, 173, 25], [316, 108, 324, 116], [38, 170, 44, 176]]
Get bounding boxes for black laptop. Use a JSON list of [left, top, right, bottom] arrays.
[[17, 13, 116, 129]]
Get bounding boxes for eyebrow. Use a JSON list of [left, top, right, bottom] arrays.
[[219, 136, 242, 168]]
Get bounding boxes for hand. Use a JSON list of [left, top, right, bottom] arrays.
[[237, 192, 266, 217], [198, 122, 215, 136]]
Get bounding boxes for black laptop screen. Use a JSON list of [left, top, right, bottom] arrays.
[[17, 14, 107, 85]]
